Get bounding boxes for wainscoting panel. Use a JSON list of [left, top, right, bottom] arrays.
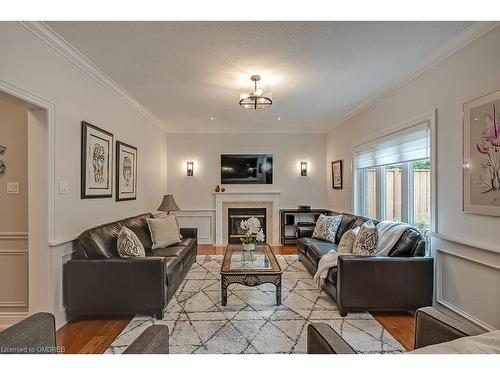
[[434, 236, 500, 330], [0, 250, 28, 308], [0, 233, 28, 312], [175, 210, 215, 244]]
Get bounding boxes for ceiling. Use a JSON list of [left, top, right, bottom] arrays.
[[47, 21, 472, 133]]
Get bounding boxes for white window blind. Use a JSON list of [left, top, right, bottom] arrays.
[[354, 121, 430, 169]]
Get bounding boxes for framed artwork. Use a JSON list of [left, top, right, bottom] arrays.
[[81, 121, 113, 199], [463, 89, 500, 216], [116, 141, 137, 201], [332, 160, 343, 189]]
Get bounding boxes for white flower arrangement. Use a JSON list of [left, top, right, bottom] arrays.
[[240, 217, 265, 245]]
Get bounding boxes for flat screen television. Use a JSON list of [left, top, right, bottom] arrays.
[[221, 154, 273, 184]]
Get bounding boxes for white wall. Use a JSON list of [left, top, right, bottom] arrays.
[[0, 22, 167, 328], [167, 133, 328, 243], [326, 25, 500, 329], [167, 133, 327, 208]]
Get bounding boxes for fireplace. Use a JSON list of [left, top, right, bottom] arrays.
[[227, 207, 266, 244]]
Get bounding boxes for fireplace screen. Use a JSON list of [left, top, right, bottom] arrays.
[[228, 208, 266, 244]]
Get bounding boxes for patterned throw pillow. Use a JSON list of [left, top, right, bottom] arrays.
[[312, 214, 342, 243], [117, 226, 146, 258], [352, 220, 378, 256], [337, 226, 359, 254]]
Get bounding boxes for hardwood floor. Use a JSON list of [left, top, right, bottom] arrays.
[[57, 244, 415, 353]]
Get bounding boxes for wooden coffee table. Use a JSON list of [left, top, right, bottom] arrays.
[[220, 243, 283, 306]]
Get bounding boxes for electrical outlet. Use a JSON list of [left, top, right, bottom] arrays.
[[7, 182, 20, 195]]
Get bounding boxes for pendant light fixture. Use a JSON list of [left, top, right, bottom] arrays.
[[239, 75, 272, 109]]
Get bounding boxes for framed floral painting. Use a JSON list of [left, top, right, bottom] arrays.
[[463, 89, 500, 216], [81, 121, 113, 199], [116, 141, 137, 201]]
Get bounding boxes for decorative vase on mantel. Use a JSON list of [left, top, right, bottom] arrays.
[[242, 243, 255, 251]]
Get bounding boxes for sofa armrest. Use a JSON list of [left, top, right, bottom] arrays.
[[414, 307, 486, 349], [180, 228, 197, 239], [65, 257, 166, 315], [336, 256, 433, 313], [297, 227, 314, 238], [307, 323, 356, 354], [0, 313, 56, 354], [123, 325, 169, 354]]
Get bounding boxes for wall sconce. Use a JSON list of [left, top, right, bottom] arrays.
[[300, 161, 308, 176], [186, 161, 194, 176]]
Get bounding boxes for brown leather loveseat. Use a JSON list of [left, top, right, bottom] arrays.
[[297, 213, 433, 316], [64, 213, 197, 321]]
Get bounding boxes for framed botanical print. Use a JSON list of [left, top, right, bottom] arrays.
[[81, 121, 113, 199], [332, 160, 343, 189], [116, 141, 137, 201], [463, 89, 500, 216]]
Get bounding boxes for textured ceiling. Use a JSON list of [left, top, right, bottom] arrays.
[[47, 21, 472, 133]]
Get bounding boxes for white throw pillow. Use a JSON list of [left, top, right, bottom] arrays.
[[337, 226, 359, 254], [117, 226, 146, 258], [312, 214, 342, 243], [352, 220, 378, 256], [147, 215, 182, 249]]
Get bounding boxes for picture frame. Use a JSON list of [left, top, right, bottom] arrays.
[[463, 89, 500, 216], [81, 121, 113, 199], [116, 141, 138, 201], [332, 160, 343, 189]]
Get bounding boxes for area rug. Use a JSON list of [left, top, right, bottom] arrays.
[[106, 255, 405, 354]]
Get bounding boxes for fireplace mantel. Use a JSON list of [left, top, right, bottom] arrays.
[[214, 190, 281, 246]]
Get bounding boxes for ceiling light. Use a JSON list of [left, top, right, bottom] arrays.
[[277, 117, 281, 121], [210, 116, 215, 120], [239, 75, 272, 109]]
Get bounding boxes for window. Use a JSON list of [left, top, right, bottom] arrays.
[[354, 121, 431, 234]]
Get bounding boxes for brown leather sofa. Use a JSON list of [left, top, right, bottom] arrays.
[[64, 213, 197, 321], [307, 306, 488, 354], [297, 213, 433, 316]]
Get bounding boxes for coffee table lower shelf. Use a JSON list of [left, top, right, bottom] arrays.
[[221, 273, 282, 306]]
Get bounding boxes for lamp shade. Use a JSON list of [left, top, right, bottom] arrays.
[[157, 194, 180, 212]]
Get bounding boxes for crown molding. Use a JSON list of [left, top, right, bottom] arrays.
[[19, 21, 166, 131], [326, 21, 500, 132]]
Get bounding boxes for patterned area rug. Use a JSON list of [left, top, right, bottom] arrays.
[[107, 255, 405, 354]]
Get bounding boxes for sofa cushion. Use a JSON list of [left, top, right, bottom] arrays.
[[297, 237, 329, 254], [150, 244, 191, 258], [307, 242, 338, 266], [75, 213, 153, 259], [335, 213, 358, 243], [410, 330, 500, 354], [388, 228, 425, 257]]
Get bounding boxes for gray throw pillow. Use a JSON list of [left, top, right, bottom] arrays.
[[147, 215, 182, 249], [352, 220, 378, 256], [312, 214, 342, 243], [117, 226, 146, 258]]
